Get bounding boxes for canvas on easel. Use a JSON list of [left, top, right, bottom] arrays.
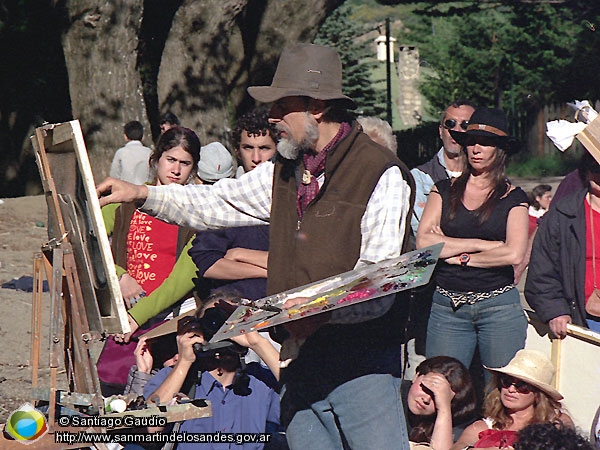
[[31, 120, 129, 336], [23, 122, 213, 439]]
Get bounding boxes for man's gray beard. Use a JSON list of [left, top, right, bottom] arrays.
[[276, 113, 319, 160], [445, 145, 462, 156], [277, 138, 301, 160]]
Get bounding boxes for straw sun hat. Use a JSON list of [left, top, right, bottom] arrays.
[[484, 349, 563, 401]]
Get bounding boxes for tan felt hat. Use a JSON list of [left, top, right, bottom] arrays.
[[248, 43, 356, 109]]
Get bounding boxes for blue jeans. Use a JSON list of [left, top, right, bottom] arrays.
[[426, 288, 527, 382], [587, 318, 600, 333], [285, 374, 409, 450]]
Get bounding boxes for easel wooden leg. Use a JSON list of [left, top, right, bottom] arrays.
[[63, 247, 101, 397], [31, 253, 44, 394], [47, 248, 65, 432]]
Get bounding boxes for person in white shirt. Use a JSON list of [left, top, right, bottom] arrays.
[[109, 120, 152, 185]]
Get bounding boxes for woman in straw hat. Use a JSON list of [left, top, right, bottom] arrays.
[[450, 349, 573, 450], [416, 107, 530, 380]]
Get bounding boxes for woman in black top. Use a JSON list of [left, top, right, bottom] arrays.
[[416, 107, 529, 383]]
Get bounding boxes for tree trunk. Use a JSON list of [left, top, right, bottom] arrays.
[[62, 0, 342, 180], [62, 0, 149, 181], [158, 0, 343, 148]]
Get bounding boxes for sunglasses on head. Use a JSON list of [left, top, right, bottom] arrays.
[[443, 118, 469, 131], [499, 374, 535, 394]]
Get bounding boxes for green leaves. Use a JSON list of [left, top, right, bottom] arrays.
[[399, 2, 596, 118], [314, 3, 386, 117]]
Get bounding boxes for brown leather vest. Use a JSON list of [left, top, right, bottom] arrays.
[[267, 123, 410, 295]]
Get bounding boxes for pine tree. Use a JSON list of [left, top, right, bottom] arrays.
[[315, 3, 386, 117], [399, 2, 581, 118]]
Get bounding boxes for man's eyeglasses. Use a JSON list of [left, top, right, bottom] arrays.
[[498, 375, 536, 394], [443, 119, 469, 131]]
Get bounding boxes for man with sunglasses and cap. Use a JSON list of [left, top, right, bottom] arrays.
[[97, 43, 414, 450], [410, 100, 476, 237]]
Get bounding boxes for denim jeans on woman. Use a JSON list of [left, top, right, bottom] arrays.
[[426, 287, 527, 382]]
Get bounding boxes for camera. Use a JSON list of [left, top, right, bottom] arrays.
[[176, 303, 246, 357], [177, 306, 228, 342], [176, 302, 252, 396]]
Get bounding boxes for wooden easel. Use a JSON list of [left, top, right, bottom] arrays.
[[23, 121, 212, 448], [29, 121, 130, 429]]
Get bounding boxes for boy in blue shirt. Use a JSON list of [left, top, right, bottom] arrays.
[[143, 300, 280, 450]]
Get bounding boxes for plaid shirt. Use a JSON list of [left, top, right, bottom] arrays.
[[143, 161, 409, 265], [143, 160, 410, 324]]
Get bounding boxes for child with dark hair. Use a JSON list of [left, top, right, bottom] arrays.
[[99, 126, 202, 395], [159, 111, 180, 133], [515, 423, 593, 450], [405, 356, 477, 450], [528, 184, 552, 235]]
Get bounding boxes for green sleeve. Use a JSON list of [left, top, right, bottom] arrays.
[[128, 236, 197, 327], [101, 203, 124, 276], [101, 203, 120, 237], [115, 265, 127, 278]]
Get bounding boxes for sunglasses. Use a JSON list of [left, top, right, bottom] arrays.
[[498, 375, 535, 394], [443, 119, 469, 131], [464, 136, 499, 148]]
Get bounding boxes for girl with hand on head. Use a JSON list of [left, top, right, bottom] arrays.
[[406, 356, 477, 450]]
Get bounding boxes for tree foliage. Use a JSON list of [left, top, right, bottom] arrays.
[[314, 3, 385, 117], [398, 2, 592, 119]]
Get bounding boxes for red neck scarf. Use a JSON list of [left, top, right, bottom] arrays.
[[296, 122, 351, 219]]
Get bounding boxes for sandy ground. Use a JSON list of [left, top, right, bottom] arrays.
[[0, 176, 564, 425], [0, 195, 55, 423]]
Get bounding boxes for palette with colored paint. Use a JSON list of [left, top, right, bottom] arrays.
[[209, 243, 443, 343]]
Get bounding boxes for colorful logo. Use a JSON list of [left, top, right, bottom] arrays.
[[5, 402, 48, 444]]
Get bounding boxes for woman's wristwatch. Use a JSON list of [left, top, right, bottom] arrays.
[[459, 252, 470, 267]]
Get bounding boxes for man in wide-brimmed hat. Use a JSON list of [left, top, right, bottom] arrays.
[[97, 43, 414, 449]]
